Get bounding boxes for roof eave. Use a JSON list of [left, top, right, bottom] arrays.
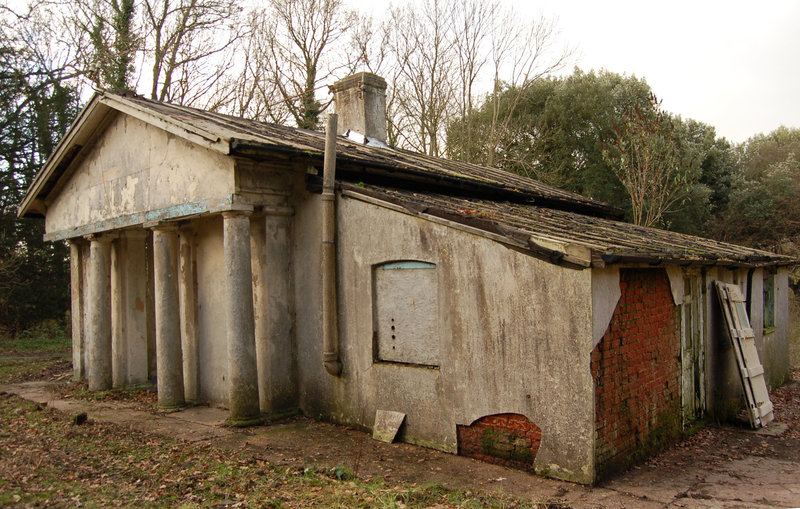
[[600, 252, 797, 268]]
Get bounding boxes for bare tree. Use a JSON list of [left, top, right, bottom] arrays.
[[76, 0, 138, 90], [450, 0, 496, 160], [142, 0, 242, 105], [602, 94, 694, 228], [377, 0, 569, 160], [349, 15, 407, 146], [387, 0, 457, 157], [64, 0, 242, 106], [208, 9, 287, 122], [254, 0, 356, 130]]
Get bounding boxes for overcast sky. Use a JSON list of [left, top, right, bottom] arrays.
[[360, 0, 800, 143]]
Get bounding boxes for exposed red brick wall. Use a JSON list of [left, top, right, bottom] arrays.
[[456, 413, 541, 471], [592, 269, 681, 477]]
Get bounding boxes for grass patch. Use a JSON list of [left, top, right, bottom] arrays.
[[0, 320, 72, 384], [0, 319, 71, 355], [0, 394, 542, 508]]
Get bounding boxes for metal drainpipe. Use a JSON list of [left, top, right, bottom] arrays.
[[322, 114, 343, 376]]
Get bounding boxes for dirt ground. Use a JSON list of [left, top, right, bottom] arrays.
[[2, 365, 800, 508]]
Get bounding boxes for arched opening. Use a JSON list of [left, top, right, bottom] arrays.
[[456, 413, 542, 471]]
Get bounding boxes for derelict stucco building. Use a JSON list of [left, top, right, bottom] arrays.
[[19, 73, 793, 483]]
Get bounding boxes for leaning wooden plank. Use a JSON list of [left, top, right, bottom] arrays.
[[715, 284, 757, 427], [713, 282, 774, 428], [725, 284, 775, 426]]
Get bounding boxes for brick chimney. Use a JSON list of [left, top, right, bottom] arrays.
[[332, 72, 388, 146]]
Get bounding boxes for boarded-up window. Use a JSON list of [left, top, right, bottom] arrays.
[[373, 261, 439, 367]]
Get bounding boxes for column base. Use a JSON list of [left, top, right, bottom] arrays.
[[157, 402, 189, 412]]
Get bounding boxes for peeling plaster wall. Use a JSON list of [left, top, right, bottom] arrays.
[[292, 192, 596, 484], [46, 114, 235, 235], [592, 269, 681, 477], [591, 267, 620, 346]]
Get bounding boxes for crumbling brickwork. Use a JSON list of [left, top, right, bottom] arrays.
[[456, 413, 541, 471], [592, 269, 681, 477]]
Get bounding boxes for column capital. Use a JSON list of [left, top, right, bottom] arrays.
[[222, 209, 252, 220], [211, 202, 254, 215], [178, 221, 196, 234], [257, 205, 294, 217]]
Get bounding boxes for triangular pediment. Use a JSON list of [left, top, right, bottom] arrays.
[[31, 102, 236, 240]]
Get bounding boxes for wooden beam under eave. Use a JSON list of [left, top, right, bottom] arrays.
[[28, 198, 47, 216]]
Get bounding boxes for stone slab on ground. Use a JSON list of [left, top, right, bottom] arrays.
[[372, 409, 405, 442]]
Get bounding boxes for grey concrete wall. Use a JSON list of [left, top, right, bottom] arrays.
[[291, 191, 596, 483], [45, 114, 235, 236]]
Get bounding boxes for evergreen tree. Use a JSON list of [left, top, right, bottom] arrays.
[[0, 10, 80, 332]]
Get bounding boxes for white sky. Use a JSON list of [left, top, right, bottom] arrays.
[[359, 0, 800, 143], [530, 0, 800, 142]]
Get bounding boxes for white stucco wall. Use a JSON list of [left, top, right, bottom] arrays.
[[292, 191, 596, 483]]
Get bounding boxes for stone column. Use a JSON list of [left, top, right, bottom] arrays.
[[152, 224, 185, 408], [253, 212, 296, 413], [179, 225, 199, 402], [86, 234, 112, 391], [223, 210, 261, 423], [111, 237, 128, 388], [69, 240, 85, 381]]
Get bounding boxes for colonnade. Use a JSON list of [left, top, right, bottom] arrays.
[[68, 208, 294, 423]]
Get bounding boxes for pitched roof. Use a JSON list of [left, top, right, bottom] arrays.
[[339, 183, 793, 268], [19, 91, 793, 268], [19, 91, 620, 219]]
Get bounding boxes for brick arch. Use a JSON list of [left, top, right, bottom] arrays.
[[456, 413, 542, 471]]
